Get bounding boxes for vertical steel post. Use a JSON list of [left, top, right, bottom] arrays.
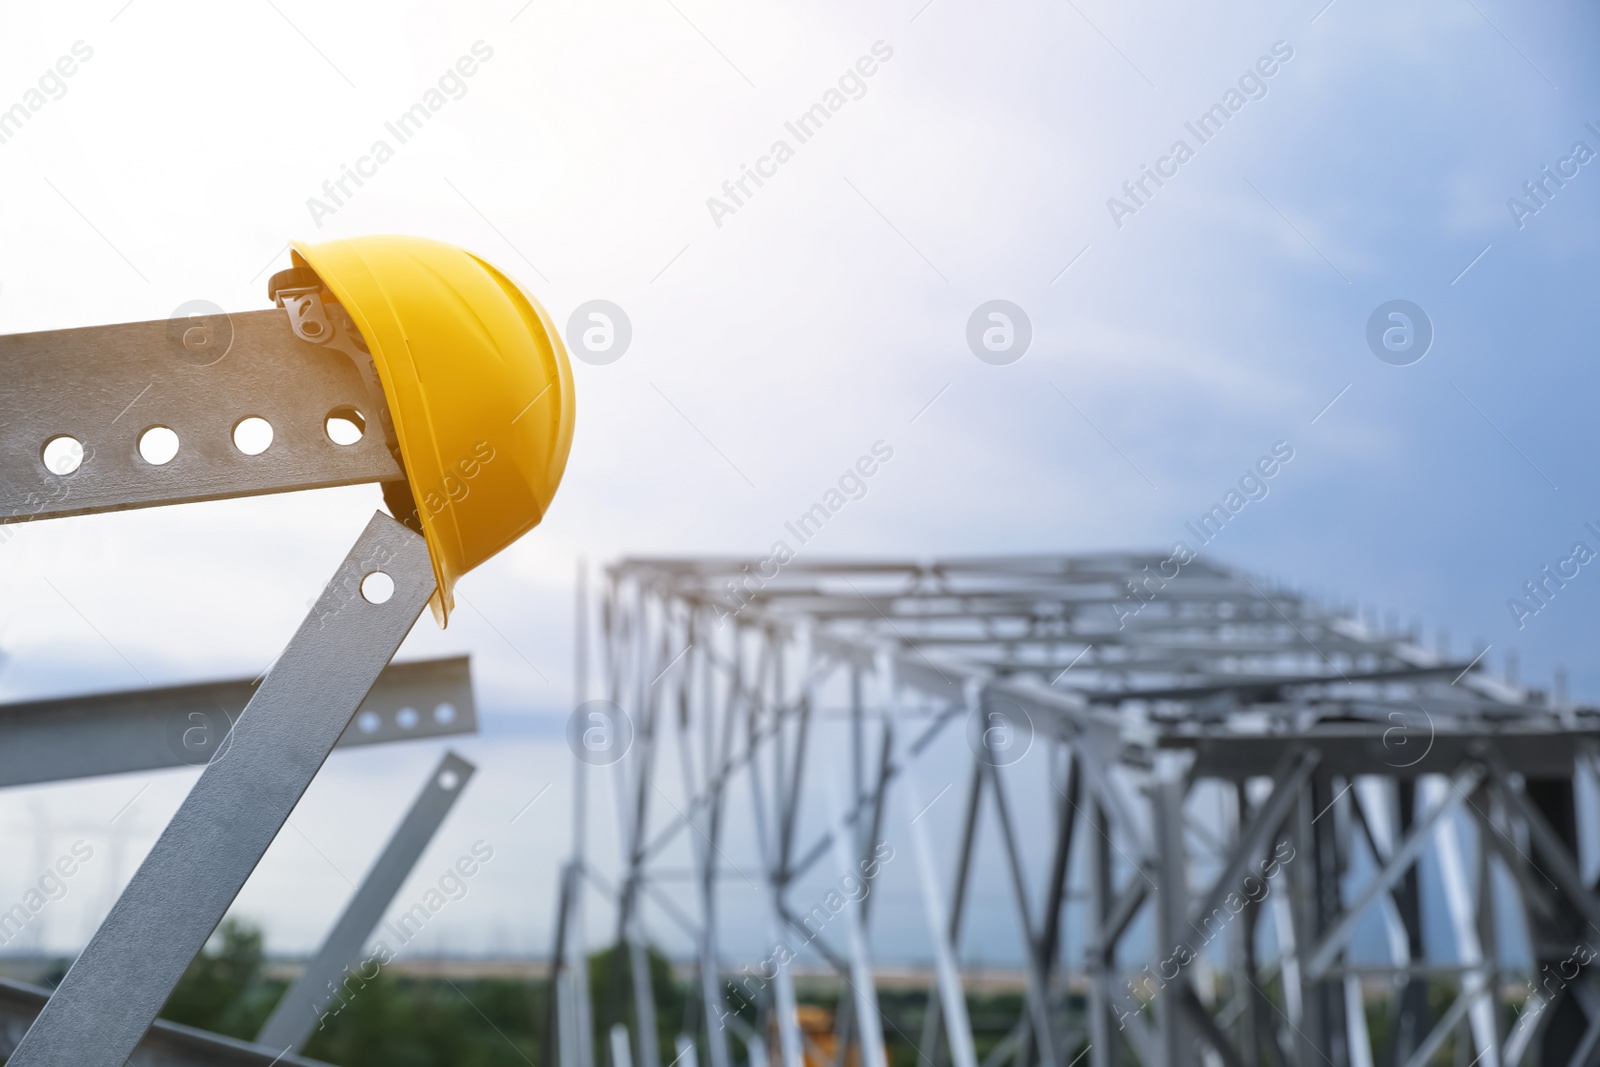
[[1230, 783, 1263, 1067], [1426, 774, 1498, 1067], [1279, 785, 1313, 1061], [1032, 743, 1078, 1067], [626, 598, 664, 1067], [1151, 775, 1190, 1067], [550, 862, 580, 1067], [1473, 781, 1505, 1059], [681, 619, 733, 1067], [1520, 774, 1591, 1064], [630, 939, 663, 1067], [920, 764, 985, 1067], [1388, 780, 1429, 1065], [1086, 795, 1118, 1067], [742, 631, 803, 1067], [985, 755, 1059, 1067], [833, 713, 894, 1067], [1311, 775, 1349, 1065], [827, 773, 889, 1067], [572, 561, 597, 1067], [905, 763, 978, 1067]]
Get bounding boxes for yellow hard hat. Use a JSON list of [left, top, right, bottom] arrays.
[[291, 235, 574, 625]]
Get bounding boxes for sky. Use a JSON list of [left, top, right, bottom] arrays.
[[0, 0, 1598, 975]]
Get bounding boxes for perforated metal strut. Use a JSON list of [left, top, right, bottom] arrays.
[[0, 654, 478, 788], [0, 287, 404, 524]]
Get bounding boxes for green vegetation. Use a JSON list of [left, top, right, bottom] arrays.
[[584, 943, 689, 1067], [158, 918, 544, 1066], [161, 919, 280, 1038], [139, 921, 1494, 1067]]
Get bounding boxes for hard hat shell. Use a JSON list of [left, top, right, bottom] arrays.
[[291, 235, 574, 625]]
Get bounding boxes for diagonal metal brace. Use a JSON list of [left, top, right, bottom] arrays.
[[1397, 983, 1489, 1067], [1305, 761, 1485, 981], [1186, 746, 1319, 933], [1457, 790, 1558, 923], [1180, 986, 1248, 1067], [7, 511, 434, 1067], [1479, 745, 1600, 939], [256, 750, 477, 1054], [1100, 876, 1149, 956]]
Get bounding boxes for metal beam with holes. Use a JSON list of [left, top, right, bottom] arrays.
[[0, 655, 476, 788], [0, 308, 401, 525]]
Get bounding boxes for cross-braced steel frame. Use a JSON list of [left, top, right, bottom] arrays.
[[551, 554, 1600, 1067]]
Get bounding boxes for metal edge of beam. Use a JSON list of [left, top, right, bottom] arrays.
[[0, 655, 477, 788], [1171, 727, 1594, 781], [1082, 661, 1481, 703], [0, 977, 334, 1067], [255, 750, 478, 1053]]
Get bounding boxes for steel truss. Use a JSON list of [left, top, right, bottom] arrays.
[[552, 555, 1600, 1067]]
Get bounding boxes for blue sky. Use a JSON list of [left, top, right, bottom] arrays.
[[0, 0, 1597, 965]]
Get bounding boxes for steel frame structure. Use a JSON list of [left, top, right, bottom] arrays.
[[552, 554, 1600, 1067], [0, 288, 479, 1063]]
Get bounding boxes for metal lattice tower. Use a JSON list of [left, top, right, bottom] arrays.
[[551, 554, 1600, 1067]]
